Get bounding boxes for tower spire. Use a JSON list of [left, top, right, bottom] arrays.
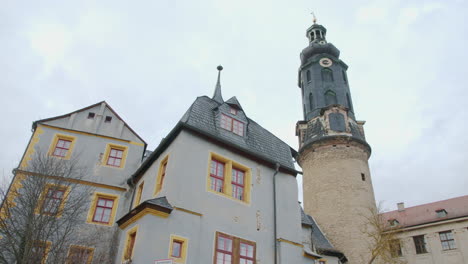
[[212, 65, 224, 103]]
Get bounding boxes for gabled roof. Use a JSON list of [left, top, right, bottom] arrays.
[[32, 101, 147, 145], [130, 95, 298, 184], [225, 96, 243, 110], [381, 195, 468, 229]]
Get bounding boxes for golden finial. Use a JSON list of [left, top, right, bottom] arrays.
[[311, 12, 317, 24]]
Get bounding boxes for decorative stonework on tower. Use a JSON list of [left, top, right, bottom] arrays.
[[296, 19, 377, 264]]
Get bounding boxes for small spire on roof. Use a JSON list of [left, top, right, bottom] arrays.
[[311, 12, 317, 24], [212, 65, 224, 103]]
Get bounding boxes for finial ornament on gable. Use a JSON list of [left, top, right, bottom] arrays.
[[212, 65, 224, 103]]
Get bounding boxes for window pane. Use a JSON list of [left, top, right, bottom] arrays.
[[240, 243, 247, 256], [225, 254, 231, 263], [102, 208, 111, 222], [238, 172, 244, 184], [63, 140, 71, 148], [54, 148, 64, 156], [172, 242, 181, 257], [217, 163, 224, 177], [114, 158, 121, 166], [56, 140, 63, 148], [93, 207, 104, 221], [116, 150, 123, 158], [105, 200, 114, 208], [211, 161, 217, 175], [97, 198, 106, 206]]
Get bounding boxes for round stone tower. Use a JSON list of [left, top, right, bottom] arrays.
[[296, 20, 377, 263]]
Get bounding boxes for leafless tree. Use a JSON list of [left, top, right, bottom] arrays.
[[360, 203, 407, 264], [0, 150, 118, 264]]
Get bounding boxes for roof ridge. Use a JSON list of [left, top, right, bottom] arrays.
[[382, 195, 468, 214]]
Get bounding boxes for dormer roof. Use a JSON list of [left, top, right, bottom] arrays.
[[225, 96, 243, 110]]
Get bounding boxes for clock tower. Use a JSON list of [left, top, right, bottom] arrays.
[[296, 20, 377, 263]]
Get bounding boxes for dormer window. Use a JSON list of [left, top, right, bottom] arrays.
[[221, 114, 244, 136], [230, 107, 238, 115], [105, 116, 112, 123], [388, 219, 400, 227], [87, 112, 95, 119], [436, 209, 447, 218]]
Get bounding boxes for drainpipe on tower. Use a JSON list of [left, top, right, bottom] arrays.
[[273, 163, 280, 264]]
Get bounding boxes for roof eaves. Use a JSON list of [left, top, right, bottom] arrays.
[[129, 122, 184, 185]]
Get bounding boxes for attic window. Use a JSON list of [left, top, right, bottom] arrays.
[[105, 116, 112, 123], [436, 209, 447, 218], [88, 112, 95, 119], [221, 114, 244, 136], [388, 219, 400, 227], [230, 107, 238, 115]]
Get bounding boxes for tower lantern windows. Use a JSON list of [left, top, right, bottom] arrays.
[[325, 90, 337, 105], [321, 68, 334, 82], [309, 93, 314, 110], [306, 70, 311, 83]]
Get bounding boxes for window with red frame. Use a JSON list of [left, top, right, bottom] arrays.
[[239, 242, 255, 264], [220, 114, 244, 136], [92, 197, 114, 224], [231, 168, 245, 201], [107, 148, 123, 167], [171, 240, 183, 258], [41, 187, 66, 215], [214, 232, 256, 264], [53, 139, 72, 157], [210, 160, 225, 192], [216, 235, 233, 264]]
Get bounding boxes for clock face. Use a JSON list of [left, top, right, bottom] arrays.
[[319, 58, 332, 67]]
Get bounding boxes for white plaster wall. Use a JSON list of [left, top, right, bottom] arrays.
[[118, 130, 315, 263]]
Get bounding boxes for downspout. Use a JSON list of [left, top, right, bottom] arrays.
[[126, 178, 136, 212], [273, 163, 280, 264]]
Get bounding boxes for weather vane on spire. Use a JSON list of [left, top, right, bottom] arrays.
[[311, 12, 317, 24]]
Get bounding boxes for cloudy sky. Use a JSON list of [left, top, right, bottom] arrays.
[[1, 0, 467, 211]]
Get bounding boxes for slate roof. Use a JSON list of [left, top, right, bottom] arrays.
[[180, 96, 296, 171], [130, 95, 297, 183], [301, 207, 314, 227], [381, 195, 468, 229], [300, 208, 334, 250], [146, 196, 173, 211]]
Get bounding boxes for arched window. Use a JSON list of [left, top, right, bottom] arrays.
[[342, 70, 348, 84], [321, 68, 334, 82], [306, 70, 311, 82], [325, 90, 337, 105], [346, 93, 353, 111], [309, 93, 314, 110]]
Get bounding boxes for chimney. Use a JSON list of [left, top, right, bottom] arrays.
[[397, 202, 405, 212]]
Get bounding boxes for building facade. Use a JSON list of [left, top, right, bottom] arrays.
[[381, 196, 468, 264], [295, 20, 377, 264], [1, 51, 347, 263]]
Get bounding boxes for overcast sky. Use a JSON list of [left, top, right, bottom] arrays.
[[1, 0, 467, 212]]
